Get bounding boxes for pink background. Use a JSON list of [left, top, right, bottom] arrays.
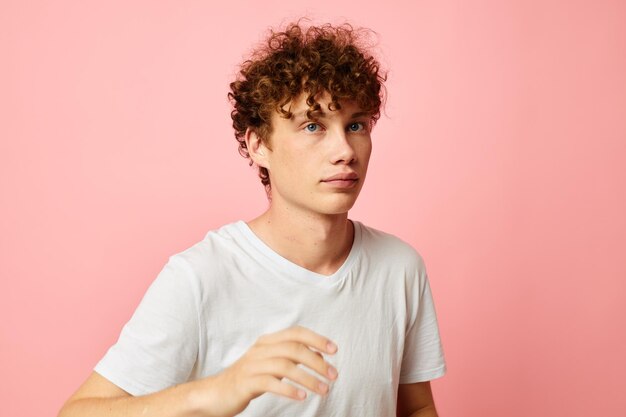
[[2, 1, 625, 416]]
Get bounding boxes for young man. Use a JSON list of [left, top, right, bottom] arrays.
[[58, 21, 446, 417]]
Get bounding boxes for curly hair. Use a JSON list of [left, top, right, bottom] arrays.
[[228, 20, 387, 193]]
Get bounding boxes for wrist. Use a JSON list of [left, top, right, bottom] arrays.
[[184, 377, 218, 417], [185, 375, 237, 417]]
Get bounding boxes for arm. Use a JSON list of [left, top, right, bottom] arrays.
[[396, 381, 439, 417], [57, 371, 214, 417], [58, 326, 338, 417]]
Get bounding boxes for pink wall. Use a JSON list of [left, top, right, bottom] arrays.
[[2, 1, 625, 416]]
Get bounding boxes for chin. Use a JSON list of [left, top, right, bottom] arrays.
[[317, 197, 359, 215]]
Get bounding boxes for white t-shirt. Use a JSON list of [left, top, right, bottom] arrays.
[[94, 220, 446, 416]]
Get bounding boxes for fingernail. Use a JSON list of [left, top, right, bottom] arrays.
[[318, 382, 328, 394], [327, 341, 337, 353], [297, 389, 307, 399], [327, 366, 338, 379]]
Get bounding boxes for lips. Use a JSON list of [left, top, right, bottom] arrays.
[[322, 172, 359, 182]]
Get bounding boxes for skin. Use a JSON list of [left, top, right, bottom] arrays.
[[244, 90, 373, 276], [57, 91, 438, 417]]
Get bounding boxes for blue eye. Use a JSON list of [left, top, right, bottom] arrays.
[[305, 123, 320, 132], [348, 122, 364, 132]]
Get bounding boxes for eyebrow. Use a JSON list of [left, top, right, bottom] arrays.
[[291, 110, 372, 122]]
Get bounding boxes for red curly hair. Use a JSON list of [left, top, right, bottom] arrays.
[[228, 20, 387, 193]]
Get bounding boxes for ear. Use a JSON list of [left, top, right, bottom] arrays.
[[244, 128, 271, 170]]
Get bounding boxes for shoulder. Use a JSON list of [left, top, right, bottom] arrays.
[[168, 221, 243, 271], [152, 221, 246, 296], [356, 221, 426, 270]]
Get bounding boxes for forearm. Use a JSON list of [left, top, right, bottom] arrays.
[[58, 378, 217, 417]]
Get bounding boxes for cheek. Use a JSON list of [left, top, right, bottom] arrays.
[[268, 149, 310, 185], [359, 141, 373, 161]]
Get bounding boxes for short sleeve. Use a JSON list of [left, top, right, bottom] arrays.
[[94, 257, 200, 396], [399, 258, 447, 384]]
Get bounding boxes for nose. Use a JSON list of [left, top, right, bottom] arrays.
[[329, 128, 357, 165]]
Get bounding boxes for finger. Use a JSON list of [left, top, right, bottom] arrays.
[[256, 341, 338, 381], [257, 326, 338, 355], [248, 375, 308, 401], [252, 358, 330, 396]]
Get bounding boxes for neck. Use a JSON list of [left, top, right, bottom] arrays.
[[246, 201, 355, 276]]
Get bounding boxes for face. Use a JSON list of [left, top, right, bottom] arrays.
[[258, 91, 373, 216]]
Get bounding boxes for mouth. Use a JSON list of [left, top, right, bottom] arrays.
[[321, 178, 359, 188], [322, 172, 359, 182]]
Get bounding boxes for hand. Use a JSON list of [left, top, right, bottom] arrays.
[[191, 325, 339, 417]]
